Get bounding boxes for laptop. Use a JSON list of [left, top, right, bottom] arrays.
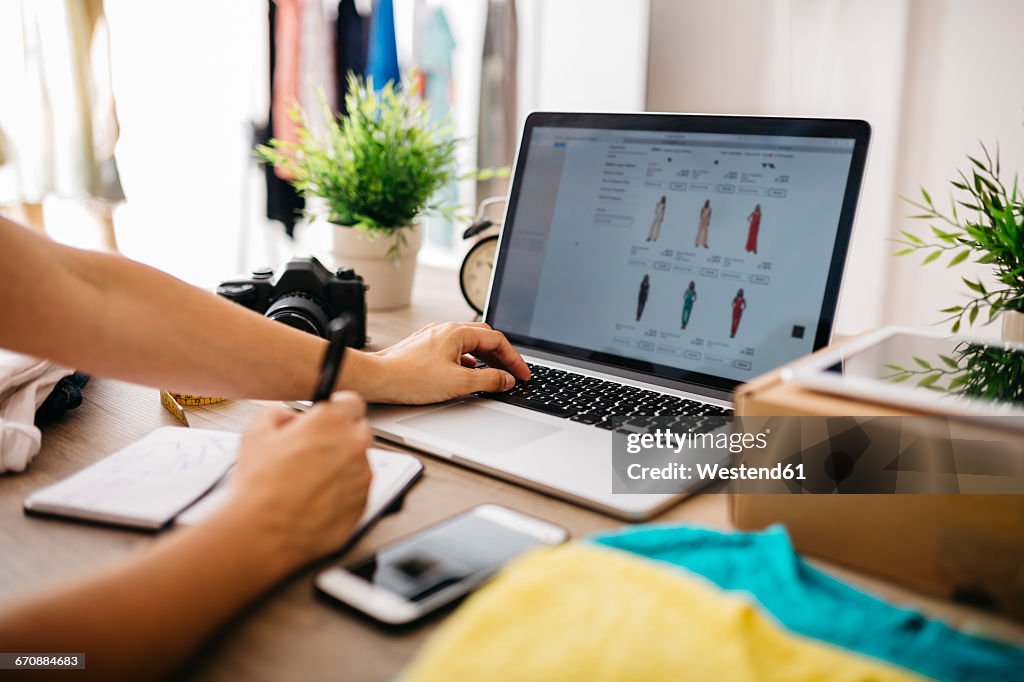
[[369, 112, 871, 520]]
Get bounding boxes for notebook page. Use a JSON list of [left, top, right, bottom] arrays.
[[176, 448, 422, 529], [25, 428, 239, 527]]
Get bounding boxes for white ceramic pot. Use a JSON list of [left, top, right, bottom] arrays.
[[331, 224, 422, 310], [1002, 309, 1024, 343]]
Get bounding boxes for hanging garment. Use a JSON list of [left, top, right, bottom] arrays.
[[271, 0, 301, 176], [477, 0, 518, 202], [0, 0, 123, 204], [419, 7, 457, 247], [403, 542, 924, 682], [262, 0, 304, 237], [335, 0, 369, 114], [299, 0, 337, 135], [592, 524, 1024, 682], [366, 0, 400, 89], [419, 8, 455, 122]]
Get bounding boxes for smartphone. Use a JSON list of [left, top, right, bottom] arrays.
[[315, 504, 569, 624]]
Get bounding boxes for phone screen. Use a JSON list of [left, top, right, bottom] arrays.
[[344, 510, 550, 603]]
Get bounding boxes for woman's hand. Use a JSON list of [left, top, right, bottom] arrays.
[[359, 322, 532, 404], [221, 392, 373, 574], [0, 393, 373, 681]]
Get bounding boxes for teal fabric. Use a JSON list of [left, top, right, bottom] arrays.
[[590, 524, 1024, 682]]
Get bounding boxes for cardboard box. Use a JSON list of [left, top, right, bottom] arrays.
[[732, 347, 1024, 620]]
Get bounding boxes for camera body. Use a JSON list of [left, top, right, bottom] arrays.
[[216, 257, 367, 347]]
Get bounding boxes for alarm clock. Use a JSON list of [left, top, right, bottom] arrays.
[[460, 235, 498, 314], [459, 197, 505, 315]]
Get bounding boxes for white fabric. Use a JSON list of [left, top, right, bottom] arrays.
[[0, 350, 72, 473]]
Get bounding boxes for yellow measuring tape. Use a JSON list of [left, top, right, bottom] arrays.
[[159, 391, 226, 427]]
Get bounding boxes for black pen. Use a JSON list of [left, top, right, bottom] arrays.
[[312, 316, 351, 403]]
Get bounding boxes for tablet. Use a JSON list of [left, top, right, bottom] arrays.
[[787, 327, 1024, 423]]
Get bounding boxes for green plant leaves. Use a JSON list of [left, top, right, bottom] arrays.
[[947, 249, 971, 267], [962, 277, 986, 294], [257, 73, 458, 233], [900, 230, 925, 245], [948, 373, 970, 390]]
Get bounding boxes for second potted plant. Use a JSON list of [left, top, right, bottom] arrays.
[[259, 75, 457, 310], [896, 143, 1024, 341]]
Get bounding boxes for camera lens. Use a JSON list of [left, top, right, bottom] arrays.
[[265, 293, 331, 338]]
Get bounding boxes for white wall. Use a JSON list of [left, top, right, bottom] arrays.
[[646, 0, 1024, 337], [526, 0, 649, 113], [885, 0, 1024, 336], [646, 0, 773, 115]]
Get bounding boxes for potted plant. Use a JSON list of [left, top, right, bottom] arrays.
[[896, 143, 1024, 340], [259, 75, 457, 310]]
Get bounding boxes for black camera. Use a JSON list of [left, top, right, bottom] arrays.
[[216, 256, 367, 347]]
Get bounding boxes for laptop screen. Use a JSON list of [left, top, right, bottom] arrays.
[[487, 114, 868, 392]]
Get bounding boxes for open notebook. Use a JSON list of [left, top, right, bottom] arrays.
[[24, 427, 423, 532]]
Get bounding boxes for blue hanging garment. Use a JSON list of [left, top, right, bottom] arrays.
[[366, 0, 400, 90]]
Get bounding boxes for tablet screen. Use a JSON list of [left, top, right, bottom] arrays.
[[826, 333, 1024, 409]]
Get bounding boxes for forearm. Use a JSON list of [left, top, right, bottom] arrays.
[[0, 508, 293, 682], [62, 247, 378, 399], [1, 219, 383, 400], [2, 218, 529, 406]]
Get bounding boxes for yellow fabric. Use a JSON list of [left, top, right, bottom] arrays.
[[404, 543, 928, 682]]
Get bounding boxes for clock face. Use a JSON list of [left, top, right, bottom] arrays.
[[460, 236, 499, 315]]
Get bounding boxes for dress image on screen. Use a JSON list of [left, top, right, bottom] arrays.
[[636, 274, 651, 322], [695, 200, 711, 248], [730, 288, 747, 338], [681, 281, 697, 330], [646, 196, 666, 242], [746, 204, 762, 254]]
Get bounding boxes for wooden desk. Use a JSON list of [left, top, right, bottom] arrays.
[[2, 265, 1021, 681]]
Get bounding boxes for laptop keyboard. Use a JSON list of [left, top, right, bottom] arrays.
[[480, 363, 732, 430]]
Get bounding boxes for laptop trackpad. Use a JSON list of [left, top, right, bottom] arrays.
[[398, 402, 559, 454]]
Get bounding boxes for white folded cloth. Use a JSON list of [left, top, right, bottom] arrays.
[[0, 349, 72, 472]]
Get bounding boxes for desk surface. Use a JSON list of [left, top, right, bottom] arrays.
[[2, 265, 1022, 681]]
